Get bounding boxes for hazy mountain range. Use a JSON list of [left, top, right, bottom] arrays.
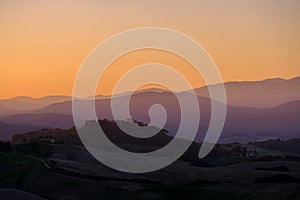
[[0, 77, 299, 142], [192, 77, 300, 108], [0, 95, 71, 112]]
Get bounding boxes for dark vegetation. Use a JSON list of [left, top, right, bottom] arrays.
[[1, 119, 300, 199], [254, 174, 300, 183], [255, 166, 289, 172], [0, 141, 11, 152], [11, 119, 300, 166], [250, 138, 300, 154]]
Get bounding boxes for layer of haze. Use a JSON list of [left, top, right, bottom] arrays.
[[1, 0, 300, 99]]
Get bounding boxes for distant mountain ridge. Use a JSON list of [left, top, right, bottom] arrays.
[[0, 76, 299, 112], [0, 105, 18, 117], [192, 76, 300, 108], [0, 113, 74, 129], [1, 92, 299, 143], [0, 95, 71, 112], [0, 77, 300, 142]]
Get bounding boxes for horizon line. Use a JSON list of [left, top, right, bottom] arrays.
[[1, 75, 299, 100]]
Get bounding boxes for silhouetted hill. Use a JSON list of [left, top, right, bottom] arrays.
[[0, 122, 46, 141], [272, 100, 300, 112], [0, 105, 18, 117], [0, 95, 71, 111], [1, 76, 299, 111], [11, 119, 171, 152], [0, 113, 74, 129], [30, 92, 300, 143], [193, 77, 300, 108], [218, 100, 300, 142], [1, 77, 300, 143]]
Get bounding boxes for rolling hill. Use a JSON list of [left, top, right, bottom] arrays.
[[192, 77, 300, 108], [0, 95, 71, 112], [0, 122, 47, 141], [0, 105, 18, 117], [0, 113, 74, 129], [0, 77, 299, 142], [3, 91, 299, 143]]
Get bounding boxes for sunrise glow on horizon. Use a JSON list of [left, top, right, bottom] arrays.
[[1, 0, 300, 99]]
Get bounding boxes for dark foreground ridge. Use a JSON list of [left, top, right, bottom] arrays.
[[0, 120, 300, 200]]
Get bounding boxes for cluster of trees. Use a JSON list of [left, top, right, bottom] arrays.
[[250, 138, 300, 154], [11, 119, 172, 153]]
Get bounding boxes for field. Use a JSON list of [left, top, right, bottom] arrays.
[[1, 142, 300, 199]]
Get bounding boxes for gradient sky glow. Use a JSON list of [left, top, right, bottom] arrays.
[[1, 0, 300, 98]]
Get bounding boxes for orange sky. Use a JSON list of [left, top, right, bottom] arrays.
[[1, 0, 300, 99]]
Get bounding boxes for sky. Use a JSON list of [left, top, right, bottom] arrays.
[[1, 0, 300, 99]]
